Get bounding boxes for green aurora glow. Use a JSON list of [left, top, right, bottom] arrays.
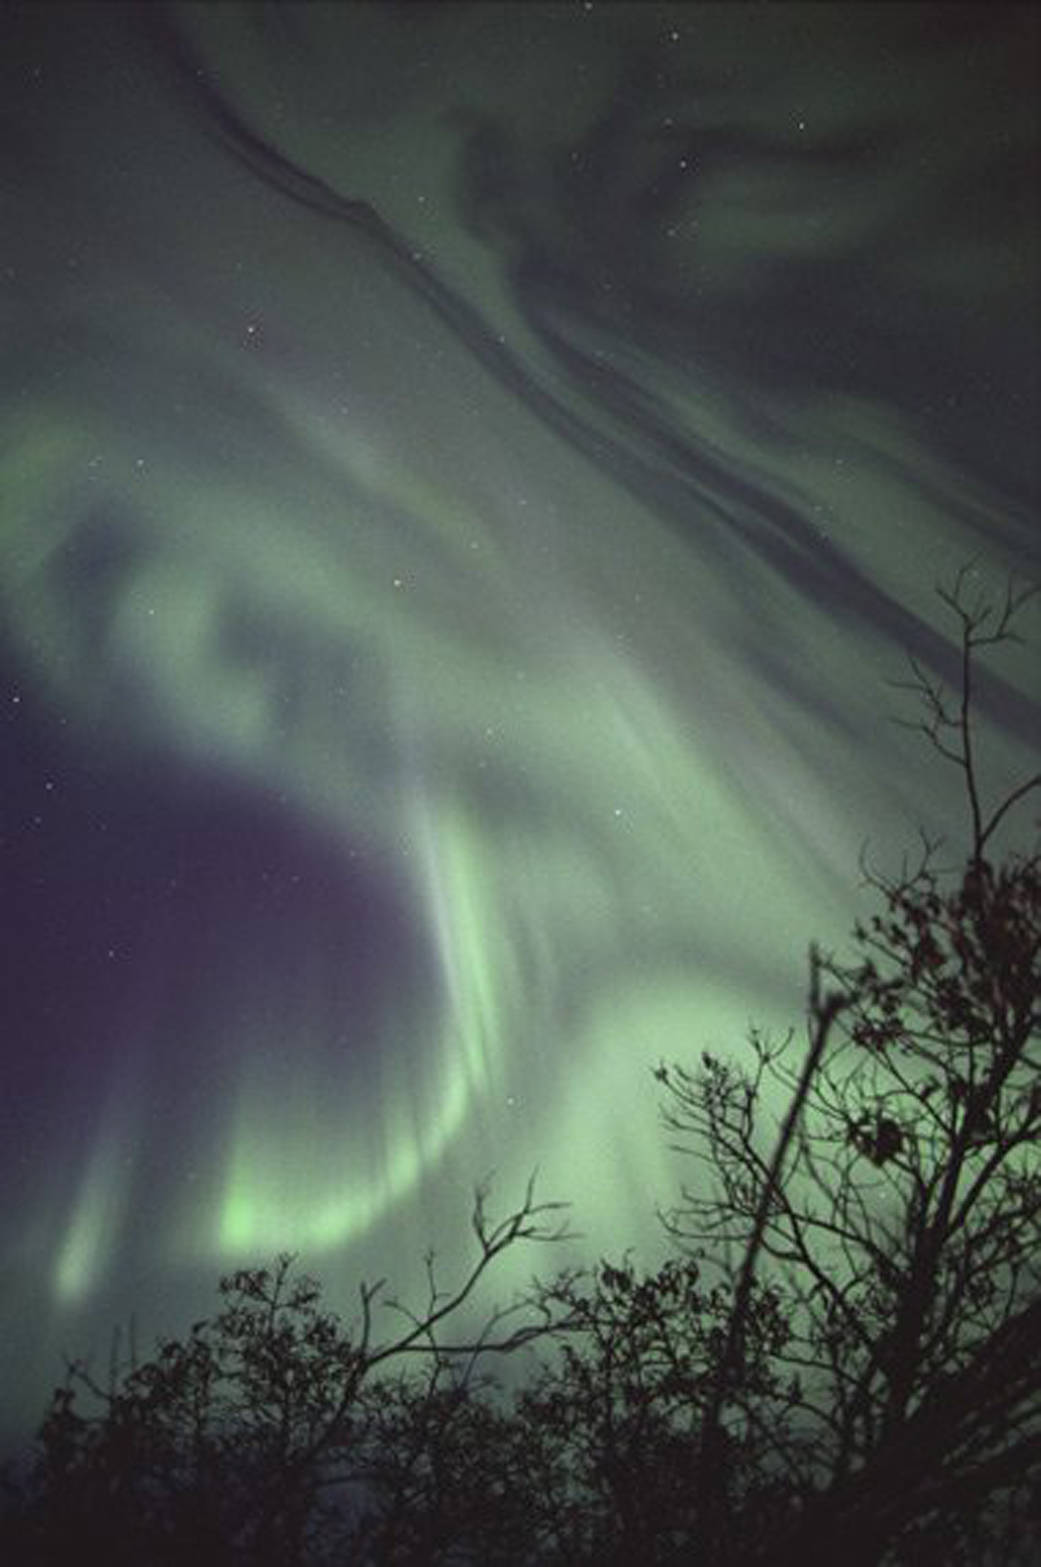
[[1, 2, 1037, 1445]]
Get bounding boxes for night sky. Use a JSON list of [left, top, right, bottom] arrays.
[[2, 2, 1039, 1448]]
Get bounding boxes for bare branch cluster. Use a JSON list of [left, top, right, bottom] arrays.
[[658, 568, 1040, 1564]]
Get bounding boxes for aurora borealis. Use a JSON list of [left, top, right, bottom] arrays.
[[2, 2, 1038, 1448]]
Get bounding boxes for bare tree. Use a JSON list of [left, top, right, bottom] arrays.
[[658, 568, 1041, 1565], [11, 1177, 573, 1567], [6, 571, 1038, 1567]]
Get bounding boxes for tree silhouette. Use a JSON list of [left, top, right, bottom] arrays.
[[3, 1180, 575, 1566], [496, 1256, 796, 1565], [3, 569, 1038, 1565], [657, 566, 1040, 1565]]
